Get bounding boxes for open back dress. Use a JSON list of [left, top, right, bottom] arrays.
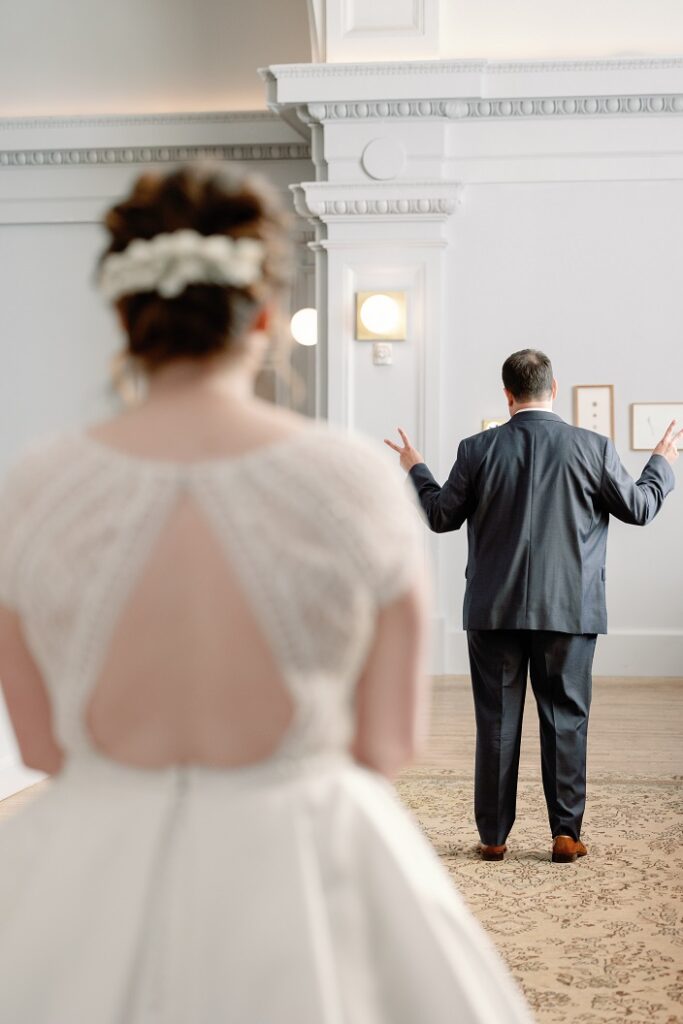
[[0, 425, 532, 1024]]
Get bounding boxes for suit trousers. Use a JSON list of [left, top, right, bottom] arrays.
[[466, 629, 597, 846]]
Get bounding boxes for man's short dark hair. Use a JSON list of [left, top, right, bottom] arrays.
[[502, 349, 554, 400]]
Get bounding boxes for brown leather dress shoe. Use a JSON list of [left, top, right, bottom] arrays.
[[479, 843, 507, 862], [552, 835, 588, 863]]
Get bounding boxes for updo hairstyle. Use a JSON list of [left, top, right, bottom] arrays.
[[99, 164, 291, 371]]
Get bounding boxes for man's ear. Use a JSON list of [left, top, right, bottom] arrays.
[[503, 387, 514, 407], [551, 378, 558, 400]]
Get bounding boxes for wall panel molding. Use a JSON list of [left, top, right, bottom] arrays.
[[0, 110, 315, 224], [343, 0, 424, 36], [324, 0, 439, 61]]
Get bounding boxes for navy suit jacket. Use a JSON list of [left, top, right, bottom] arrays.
[[409, 411, 675, 634]]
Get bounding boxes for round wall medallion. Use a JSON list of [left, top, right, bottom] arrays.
[[361, 138, 406, 181]]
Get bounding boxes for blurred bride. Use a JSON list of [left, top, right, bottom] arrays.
[[0, 165, 532, 1023]]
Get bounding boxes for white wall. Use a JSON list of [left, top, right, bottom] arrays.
[[0, 0, 311, 116], [439, 1, 683, 60], [2, 222, 117, 455]]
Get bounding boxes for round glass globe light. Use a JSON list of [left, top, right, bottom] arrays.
[[290, 307, 318, 347], [359, 294, 401, 336]]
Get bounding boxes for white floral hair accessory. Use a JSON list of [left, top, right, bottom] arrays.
[[99, 229, 265, 301]]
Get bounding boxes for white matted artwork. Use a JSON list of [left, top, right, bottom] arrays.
[[482, 418, 506, 431], [573, 385, 614, 439], [631, 403, 683, 451]]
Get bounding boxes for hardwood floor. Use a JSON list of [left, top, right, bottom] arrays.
[[406, 675, 683, 780]]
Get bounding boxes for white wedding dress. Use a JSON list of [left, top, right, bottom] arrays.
[[0, 425, 532, 1024]]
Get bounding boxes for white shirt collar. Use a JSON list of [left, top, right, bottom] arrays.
[[512, 407, 555, 415]]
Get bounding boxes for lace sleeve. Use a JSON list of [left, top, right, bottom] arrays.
[[330, 434, 426, 609], [0, 438, 62, 611]]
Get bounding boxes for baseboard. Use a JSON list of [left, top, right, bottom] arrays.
[[444, 628, 683, 677]]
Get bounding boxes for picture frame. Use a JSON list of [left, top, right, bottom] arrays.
[[481, 419, 506, 431], [573, 384, 615, 440], [631, 402, 683, 451]]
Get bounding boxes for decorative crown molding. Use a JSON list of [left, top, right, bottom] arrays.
[[310, 197, 458, 217], [300, 93, 683, 123], [0, 141, 311, 169], [264, 56, 683, 80], [291, 181, 462, 222], [0, 110, 280, 132]]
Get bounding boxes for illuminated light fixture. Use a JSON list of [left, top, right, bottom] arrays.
[[355, 291, 407, 341], [290, 307, 318, 347]]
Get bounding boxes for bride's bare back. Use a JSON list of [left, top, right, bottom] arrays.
[[84, 393, 307, 768], [85, 490, 295, 767]]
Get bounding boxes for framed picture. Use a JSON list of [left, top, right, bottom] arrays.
[[573, 384, 614, 439], [631, 402, 683, 451], [482, 419, 506, 431]]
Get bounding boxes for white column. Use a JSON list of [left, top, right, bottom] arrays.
[[267, 79, 463, 671], [293, 179, 458, 671], [307, 0, 440, 63]]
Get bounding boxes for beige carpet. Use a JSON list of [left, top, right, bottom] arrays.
[[395, 769, 683, 1024]]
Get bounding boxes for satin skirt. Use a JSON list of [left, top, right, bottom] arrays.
[[0, 752, 532, 1024]]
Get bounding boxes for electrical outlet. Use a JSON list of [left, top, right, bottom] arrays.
[[372, 342, 393, 366]]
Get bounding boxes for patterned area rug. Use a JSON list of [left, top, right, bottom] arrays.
[[395, 771, 683, 1024]]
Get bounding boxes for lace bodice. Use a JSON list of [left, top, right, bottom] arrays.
[[0, 426, 422, 762]]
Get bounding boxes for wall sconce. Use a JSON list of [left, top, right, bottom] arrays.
[[290, 307, 318, 347], [355, 291, 407, 340]]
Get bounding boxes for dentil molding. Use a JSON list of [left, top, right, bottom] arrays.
[[0, 111, 282, 132], [300, 94, 683, 123], [0, 141, 311, 170], [292, 181, 462, 222], [305, 197, 458, 217]]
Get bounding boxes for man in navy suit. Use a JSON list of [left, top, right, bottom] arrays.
[[386, 350, 679, 862]]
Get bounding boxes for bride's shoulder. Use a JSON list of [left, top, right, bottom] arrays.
[[0, 430, 80, 533], [1, 431, 77, 486]]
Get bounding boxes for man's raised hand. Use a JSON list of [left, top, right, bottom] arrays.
[[653, 420, 683, 465], [384, 428, 424, 473]]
